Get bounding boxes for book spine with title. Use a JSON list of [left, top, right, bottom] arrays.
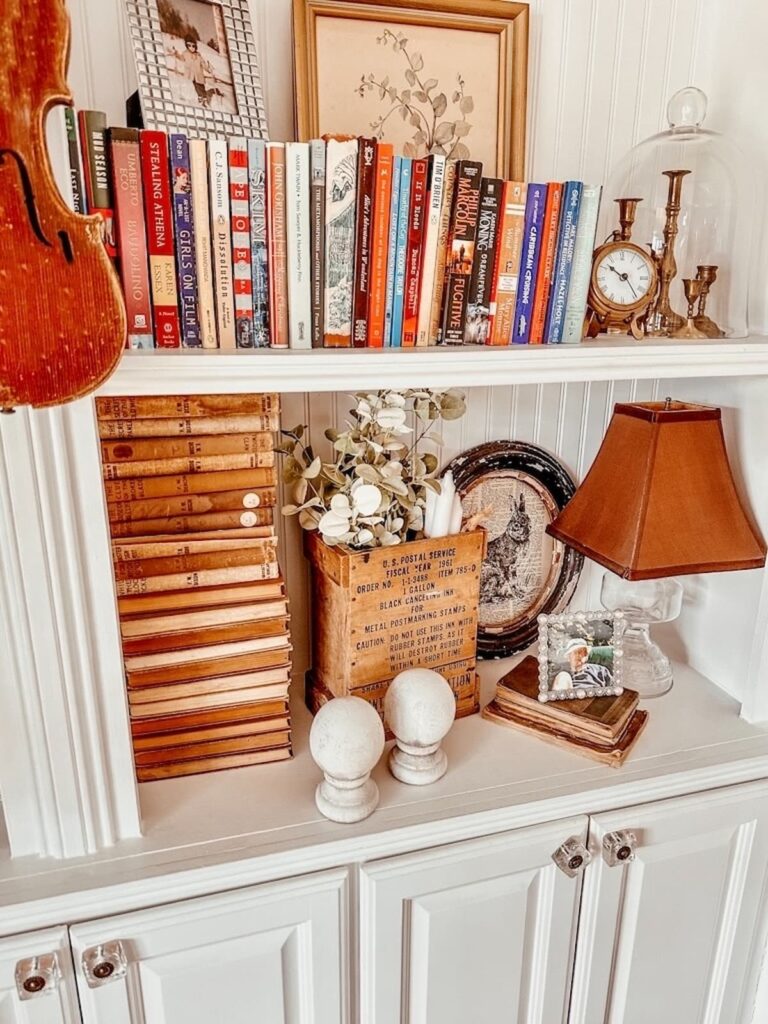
[[512, 182, 548, 344], [368, 143, 394, 348], [285, 142, 312, 349], [383, 154, 402, 347], [229, 137, 255, 349], [463, 176, 502, 345], [247, 139, 270, 348], [544, 180, 583, 343], [140, 130, 180, 348], [169, 133, 201, 348], [64, 107, 86, 214], [208, 139, 236, 349], [561, 184, 603, 343], [428, 159, 456, 344], [529, 182, 563, 345], [323, 137, 358, 347], [309, 139, 326, 347], [352, 137, 377, 347], [389, 157, 412, 347], [401, 157, 429, 347], [108, 127, 154, 350], [266, 142, 289, 348], [488, 181, 527, 346], [440, 159, 483, 345], [416, 154, 446, 346], [188, 139, 218, 348], [78, 109, 117, 259]]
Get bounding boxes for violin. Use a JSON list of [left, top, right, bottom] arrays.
[[0, 0, 126, 410]]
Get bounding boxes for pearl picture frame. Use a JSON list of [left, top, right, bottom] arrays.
[[537, 609, 625, 703]]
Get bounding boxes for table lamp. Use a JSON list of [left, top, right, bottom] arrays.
[[546, 400, 766, 697]]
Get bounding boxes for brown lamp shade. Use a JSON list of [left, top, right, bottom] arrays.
[[546, 401, 766, 580]]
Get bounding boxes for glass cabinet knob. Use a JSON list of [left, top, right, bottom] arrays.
[[602, 829, 638, 866], [15, 953, 61, 1000], [552, 835, 592, 877], [81, 941, 128, 988]]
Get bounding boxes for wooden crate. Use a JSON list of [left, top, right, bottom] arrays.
[[305, 529, 485, 717]]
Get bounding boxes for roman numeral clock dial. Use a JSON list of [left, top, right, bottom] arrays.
[[586, 213, 658, 340]]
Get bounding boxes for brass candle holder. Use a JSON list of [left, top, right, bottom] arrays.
[[644, 169, 691, 337], [615, 197, 643, 241], [693, 265, 722, 337], [672, 278, 708, 338]]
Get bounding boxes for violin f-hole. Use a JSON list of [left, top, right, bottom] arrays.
[[0, 149, 53, 248], [58, 230, 74, 263]]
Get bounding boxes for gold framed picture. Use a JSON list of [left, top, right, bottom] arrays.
[[293, 0, 529, 179]]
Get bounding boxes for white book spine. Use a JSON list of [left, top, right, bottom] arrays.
[[562, 184, 603, 343], [324, 138, 358, 345], [208, 139, 236, 350], [415, 155, 446, 346], [189, 140, 218, 348], [285, 142, 312, 349]]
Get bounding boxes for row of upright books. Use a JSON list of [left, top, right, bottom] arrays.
[[96, 393, 292, 781], [67, 110, 602, 350]]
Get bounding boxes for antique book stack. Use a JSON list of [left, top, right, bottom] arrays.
[[97, 393, 292, 781]]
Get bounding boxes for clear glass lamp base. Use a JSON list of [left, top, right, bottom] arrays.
[[600, 573, 684, 699]]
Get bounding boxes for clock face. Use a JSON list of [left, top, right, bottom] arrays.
[[595, 246, 654, 307]]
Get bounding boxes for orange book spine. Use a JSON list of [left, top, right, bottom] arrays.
[[126, 646, 292, 688], [267, 143, 289, 348], [488, 181, 527, 346], [104, 468, 276, 501], [113, 544, 278, 581], [112, 537, 276, 562], [135, 747, 292, 781], [368, 144, 394, 348], [103, 453, 275, 481], [529, 183, 563, 345], [109, 508, 274, 538], [98, 413, 279, 440], [96, 394, 279, 420], [100, 432, 274, 463], [116, 579, 284, 616], [107, 487, 277, 523]]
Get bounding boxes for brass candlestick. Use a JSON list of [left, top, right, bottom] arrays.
[[614, 197, 643, 241], [672, 278, 708, 338], [693, 265, 722, 337], [644, 169, 691, 337]]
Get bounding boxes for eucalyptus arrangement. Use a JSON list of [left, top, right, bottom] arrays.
[[278, 389, 466, 549]]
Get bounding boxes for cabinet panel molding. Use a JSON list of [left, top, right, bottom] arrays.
[[0, 927, 79, 1024]]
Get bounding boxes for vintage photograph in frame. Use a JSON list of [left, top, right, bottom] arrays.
[[293, 0, 529, 179], [537, 610, 626, 703], [447, 441, 583, 658], [123, 0, 268, 137]]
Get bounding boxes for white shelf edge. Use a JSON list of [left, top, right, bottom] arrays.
[[97, 336, 768, 395]]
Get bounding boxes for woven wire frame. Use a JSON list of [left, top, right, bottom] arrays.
[[124, 0, 268, 138]]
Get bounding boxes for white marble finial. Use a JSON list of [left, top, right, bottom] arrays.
[[309, 696, 385, 823], [384, 668, 456, 785]]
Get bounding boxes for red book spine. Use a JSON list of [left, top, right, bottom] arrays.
[[108, 128, 154, 350], [529, 182, 563, 345], [368, 144, 394, 349], [140, 131, 181, 348], [401, 158, 429, 347], [352, 138, 377, 347]]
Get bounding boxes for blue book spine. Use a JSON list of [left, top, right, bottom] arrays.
[[544, 180, 582, 343], [169, 133, 201, 348], [511, 183, 548, 345], [383, 155, 402, 347], [389, 158, 412, 348], [247, 138, 270, 348]]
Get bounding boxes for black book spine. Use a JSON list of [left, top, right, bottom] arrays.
[[463, 177, 503, 344], [352, 137, 377, 347], [439, 160, 483, 345]]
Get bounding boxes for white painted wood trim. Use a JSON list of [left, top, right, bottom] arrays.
[[97, 338, 768, 396], [0, 402, 140, 859]]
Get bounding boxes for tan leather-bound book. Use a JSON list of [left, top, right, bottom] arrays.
[[114, 544, 278, 581], [128, 667, 291, 704], [99, 413, 279, 439], [130, 699, 289, 736], [101, 432, 275, 464], [134, 729, 292, 767], [96, 394, 280, 420], [104, 468, 276, 502], [112, 536, 277, 563], [129, 683, 290, 717], [136, 746, 292, 781], [117, 578, 284, 616], [110, 507, 274, 538], [133, 714, 290, 749], [115, 561, 279, 596], [103, 451, 276, 481], [120, 599, 288, 636], [126, 645, 292, 688], [121, 615, 290, 656], [108, 487, 277, 524]]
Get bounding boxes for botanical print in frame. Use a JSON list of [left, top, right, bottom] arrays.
[[124, 0, 268, 138], [293, 0, 529, 179], [447, 441, 583, 658], [537, 610, 626, 703]]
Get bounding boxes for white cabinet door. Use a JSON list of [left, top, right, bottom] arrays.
[[0, 927, 80, 1024], [70, 868, 349, 1024], [360, 815, 589, 1024], [570, 780, 768, 1024]]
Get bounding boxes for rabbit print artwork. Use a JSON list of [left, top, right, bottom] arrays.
[[447, 441, 584, 657]]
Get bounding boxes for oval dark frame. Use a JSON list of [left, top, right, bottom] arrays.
[[447, 440, 584, 659]]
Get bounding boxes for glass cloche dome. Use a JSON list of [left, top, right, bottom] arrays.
[[599, 87, 753, 338]]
